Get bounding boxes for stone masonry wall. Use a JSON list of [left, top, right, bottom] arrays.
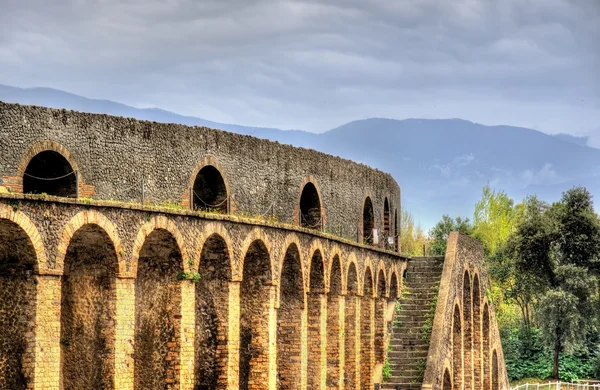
[[422, 232, 510, 390], [0, 102, 400, 243]]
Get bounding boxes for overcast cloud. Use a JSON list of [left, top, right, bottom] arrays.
[[0, 0, 598, 134]]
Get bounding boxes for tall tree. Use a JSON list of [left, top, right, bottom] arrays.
[[508, 187, 600, 379], [400, 209, 428, 256]]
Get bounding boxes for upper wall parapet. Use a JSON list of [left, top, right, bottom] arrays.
[[0, 101, 401, 249]]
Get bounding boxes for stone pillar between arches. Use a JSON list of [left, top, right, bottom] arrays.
[[114, 277, 135, 390], [33, 274, 61, 390], [307, 292, 327, 390]]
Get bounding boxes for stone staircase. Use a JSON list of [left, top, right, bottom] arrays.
[[382, 256, 445, 390]]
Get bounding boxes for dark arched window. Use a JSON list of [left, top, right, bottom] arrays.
[[299, 182, 321, 229], [363, 197, 374, 244], [383, 198, 390, 236], [192, 165, 228, 213], [394, 209, 399, 251], [23, 151, 77, 197]]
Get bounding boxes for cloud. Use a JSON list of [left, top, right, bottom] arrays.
[[520, 163, 569, 187], [0, 0, 598, 132]]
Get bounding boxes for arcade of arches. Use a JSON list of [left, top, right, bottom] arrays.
[[0, 197, 411, 390]]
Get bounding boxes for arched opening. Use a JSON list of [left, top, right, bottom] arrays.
[[277, 244, 305, 390], [240, 240, 272, 390], [60, 225, 118, 389], [452, 304, 462, 390], [443, 368, 452, 390], [0, 219, 37, 389], [387, 271, 399, 323], [375, 269, 386, 366], [383, 198, 390, 239], [307, 250, 325, 389], [193, 165, 228, 213], [23, 150, 77, 197], [344, 263, 359, 389], [299, 182, 322, 229], [134, 229, 183, 390], [492, 350, 499, 390], [360, 267, 374, 388], [473, 274, 482, 390], [363, 197, 374, 244], [394, 209, 399, 251], [463, 271, 473, 390], [327, 255, 343, 389], [196, 234, 232, 389], [483, 304, 490, 390]]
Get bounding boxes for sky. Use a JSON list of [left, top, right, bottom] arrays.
[[0, 0, 599, 136]]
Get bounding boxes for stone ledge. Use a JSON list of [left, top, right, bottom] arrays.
[[0, 192, 407, 261]]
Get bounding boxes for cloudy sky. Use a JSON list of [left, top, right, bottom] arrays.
[[1, 0, 598, 135]]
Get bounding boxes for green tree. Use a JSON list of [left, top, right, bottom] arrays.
[[428, 214, 472, 255], [508, 187, 600, 379], [400, 209, 428, 256], [473, 184, 522, 256]]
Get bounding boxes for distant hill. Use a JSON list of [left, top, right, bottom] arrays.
[[553, 133, 590, 147], [2, 84, 599, 229]]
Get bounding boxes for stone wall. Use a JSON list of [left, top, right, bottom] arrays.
[[0, 102, 400, 244], [0, 194, 404, 390], [422, 232, 510, 390]]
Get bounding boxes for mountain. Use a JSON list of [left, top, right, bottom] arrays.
[[553, 133, 590, 147], [2, 84, 599, 229]]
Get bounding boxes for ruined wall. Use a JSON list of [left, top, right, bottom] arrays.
[[0, 102, 400, 242], [422, 232, 509, 390]]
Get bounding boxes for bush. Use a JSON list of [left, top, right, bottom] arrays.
[[502, 326, 596, 381]]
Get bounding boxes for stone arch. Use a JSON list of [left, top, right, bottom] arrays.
[[463, 269, 473, 390], [326, 253, 343, 388], [131, 216, 189, 277], [344, 260, 359, 388], [344, 253, 359, 295], [193, 222, 235, 278], [195, 232, 233, 389], [298, 181, 323, 229], [443, 368, 452, 390], [277, 242, 305, 390], [394, 208, 399, 251], [238, 228, 274, 284], [239, 239, 273, 390], [307, 248, 326, 389], [295, 176, 325, 228], [0, 216, 39, 389], [305, 239, 325, 291], [361, 258, 375, 297], [362, 196, 375, 244], [388, 268, 400, 299], [483, 302, 491, 390], [0, 204, 48, 273], [383, 197, 390, 238], [473, 271, 482, 390], [492, 349, 499, 390], [360, 264, 375, 388], [452, 303, 463, 390], [326, 246, 342, 292], [374, 267, 387, 367], [376, 261, 387, 298], [19, 141, 81, 198], [56, 210, 125, 276], [188, 156, 230, 213], [59, 222, 120, 389], [134, 227, 185, 390]]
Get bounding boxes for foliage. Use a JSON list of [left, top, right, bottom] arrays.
[[473, 184, 522, 257], [382, 357, 392, 380], [504, 187, 600, 379], [428, 214, 473, 255], [502, 327, 594, 382], [400, 209, 429, 256]]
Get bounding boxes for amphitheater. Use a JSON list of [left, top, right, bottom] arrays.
[[0, 101, 509, 390]]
